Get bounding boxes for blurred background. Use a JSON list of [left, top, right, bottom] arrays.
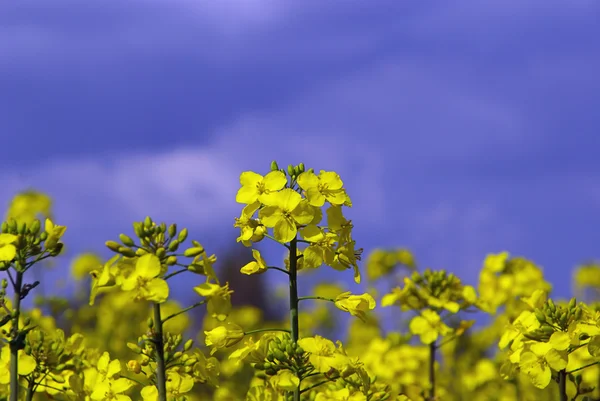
[[1, 0, 599, 328]]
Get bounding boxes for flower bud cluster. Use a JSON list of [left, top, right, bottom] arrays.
[[254, 335, 310, 379]]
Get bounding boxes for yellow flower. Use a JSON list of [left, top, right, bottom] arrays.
[[334, 292, 376, 322], [44, 218, 67, 250], [0, 233, 18, 262], [120, 254, 169, 303], [193, 282, 233, 321], [90, 377, 134, 401], [315, 388, 367, 401], [299, 225, 337, 269], [409, 309, 451, 344], [297, 170, 347, 207], [89, 255, 120, 306], [297, 335, 349, 374], [258, 189, 314, 243], [269, 369, 299, 391], [204, 323, 245, 355], [236, 170, 287, 205], [240, 249, 268, 275], [519, 342, 567, 389], [0, 345, 36, 384]]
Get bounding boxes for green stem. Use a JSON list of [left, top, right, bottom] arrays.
[[298, 296, 335, 303], [289, 237, 300, 401], [265, 234, 291, 250], [558, 369, 567, 401], [567, 361, 600, 374], [267, 266, 289, 275], [244, 328, 291, 336], [153, 303, 168, 401], [10, 270, 23, 401], [25, 377, 35, 401], [161, 300, 207, 323], [429, 341, 436, 401], [300, 379, 332, 394], [164, 268, 187, 281]]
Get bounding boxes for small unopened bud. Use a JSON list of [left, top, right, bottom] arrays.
[[168, 224, 177, 238], [119, 234, 135, 247], [105, 241, 121, 252], [270, 160, 279, 171]]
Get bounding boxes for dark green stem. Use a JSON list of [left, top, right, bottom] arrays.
[[161, 300, 206, 323], [300, 379, 331, 394], [267, 266, 289, 275], [25, 378, 35, 401], [289, 237, 300, 401], [153, 303, 167, 401], [558, 369, 567, 401], [163, 268, 187, 281], [429, 341, 436, 401], [244, 328, 291, 336], [298, 296, 335, 303], [10, 270, 23, 401]]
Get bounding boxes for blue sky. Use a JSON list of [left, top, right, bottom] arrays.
[[1, 0, 599, 312]]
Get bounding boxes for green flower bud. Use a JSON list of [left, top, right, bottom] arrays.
[[184, 357, 196, 366], [548, 299, 556, 313], [534, 310, 546, 323], [184, 247, 204, 257], [118, 247, 136, 258], [270, 161, 279, 171], [298, 163, 305, 173], [287, 164, 294, 176], [106, 241, 121, 252], [168, 224, 177, 238], [166, 256, 177, 265], [39, 231, 48, 241], [147, 318, 154, 329], [569, 298, 577, 311], [183, 339, 193, 351], [0, 222, 7, 233], [168, 240, 180, 252], [1, 279, 7, 289], [273, 350, 286, 361], [119, 234, 135, 247], [178, 228, 188, 242], [159, 223, 167, 234], [30, 219, 41, 235], [156, 247, 166, 259], [18, 222, 27, 235], [133, 222, 144, 238], [173, 351, 182, 360], [127, 342, 142, 353], [144, 216, 153, 229], [136, 248, 148, 256]]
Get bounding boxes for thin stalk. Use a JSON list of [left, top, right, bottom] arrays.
[[244, 328, 291, 336], [298, 296, 334, 303], [153, 303, 168, 401], [429, 342, 436, 401], [25, 378, 35, 401], [162, 300, 206, 323], [10, 270, 23, 401], [558, 369, 567, 401], [289, 237, 300, 401]]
